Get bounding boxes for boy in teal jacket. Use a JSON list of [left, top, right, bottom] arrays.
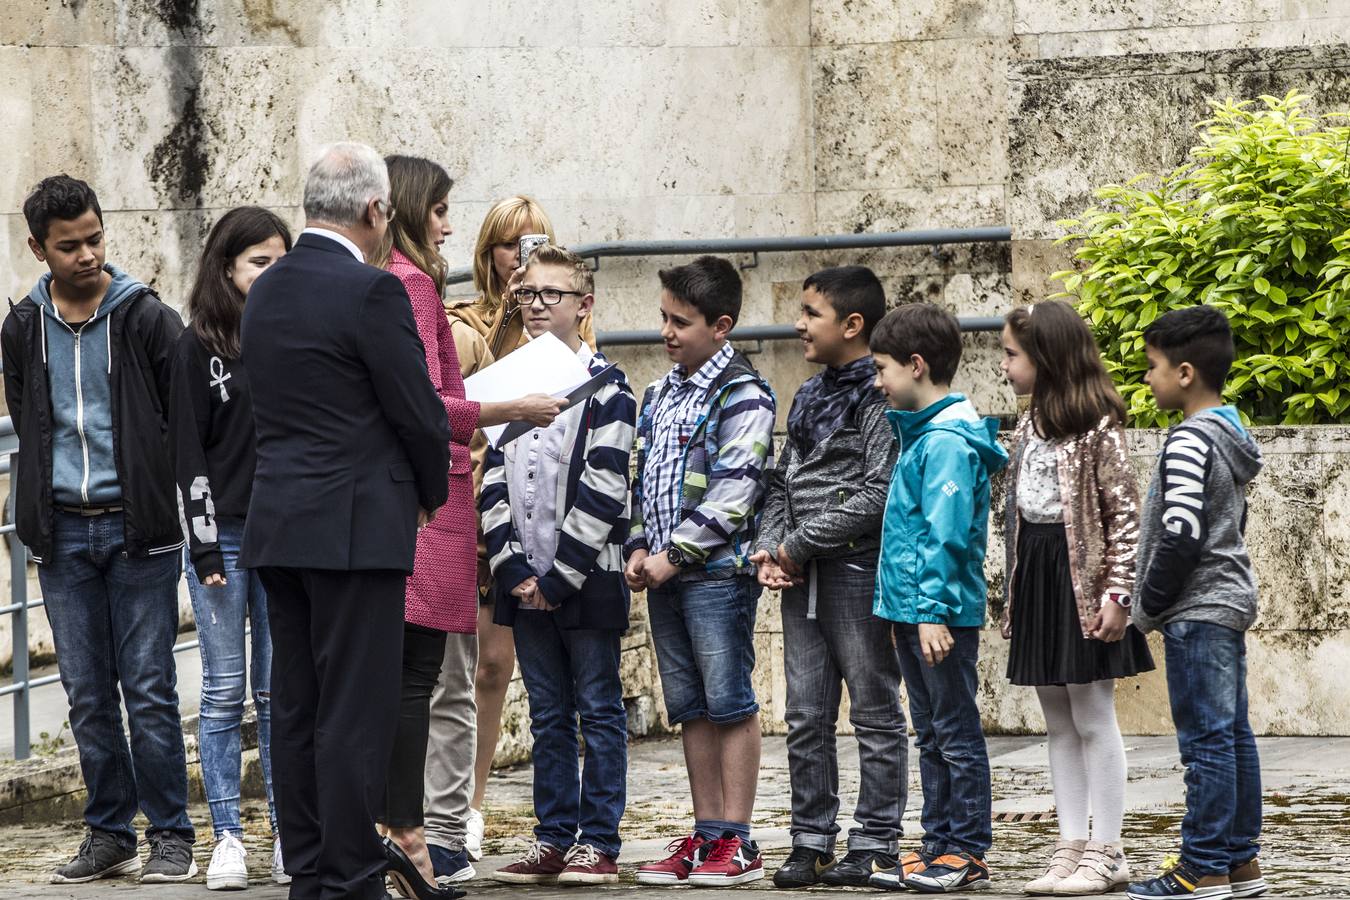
[[865, 303, 1008, 895]]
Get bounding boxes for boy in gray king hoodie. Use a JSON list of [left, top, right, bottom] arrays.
[[2, 176, 195, 884], [1126, 305, 1266, 900]]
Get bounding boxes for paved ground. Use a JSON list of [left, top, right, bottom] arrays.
[[0, 733, 1346, 898]]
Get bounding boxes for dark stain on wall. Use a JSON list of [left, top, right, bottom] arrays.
[[155, 0, 201, 32]]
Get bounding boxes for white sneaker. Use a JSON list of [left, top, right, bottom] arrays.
[[271, 836, 291, 885], [205, 833, 248, 891], [464, 808, 484, 862]]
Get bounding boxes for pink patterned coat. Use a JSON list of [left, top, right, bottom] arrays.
[[388, 249, 481, 633]]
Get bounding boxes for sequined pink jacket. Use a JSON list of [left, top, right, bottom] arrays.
[[1002, 413, 1140, 639]]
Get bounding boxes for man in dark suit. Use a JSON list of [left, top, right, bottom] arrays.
[[241, 142, 451, 900]]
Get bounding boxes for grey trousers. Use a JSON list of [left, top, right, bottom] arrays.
[[782, 557, 907, 854], [424, 631, 479, 851]]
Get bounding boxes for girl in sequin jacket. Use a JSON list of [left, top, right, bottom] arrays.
[[999, 301, 1155, 897]]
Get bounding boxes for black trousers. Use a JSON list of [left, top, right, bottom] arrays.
[[383, 622, 448, 827], [259, 566, 406, 900]]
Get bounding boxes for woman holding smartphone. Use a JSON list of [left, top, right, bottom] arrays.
[[373, 161, 565, 896], [434, 197, 596, 867]]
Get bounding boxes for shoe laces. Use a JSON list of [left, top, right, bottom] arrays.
[[836, 849, 876, 868], [517, 841, 553, 866], [213, 834, 246, 865], [704, 836, 742, 865], [564, 844, 602, 868], [662, 835, 699, 859], [1158, 852, 1182, 876], [144, 835, 178, 861]]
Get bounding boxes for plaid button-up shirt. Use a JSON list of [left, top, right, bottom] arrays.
[[640, 343, 735, 553]]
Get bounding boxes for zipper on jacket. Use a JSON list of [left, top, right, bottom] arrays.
[[67, 320, 94, 505]]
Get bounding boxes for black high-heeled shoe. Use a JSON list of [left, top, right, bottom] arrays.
[[382, 837, 463, 900]]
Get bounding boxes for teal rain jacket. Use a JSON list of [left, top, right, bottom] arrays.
[[873, 393, 1009, 627]]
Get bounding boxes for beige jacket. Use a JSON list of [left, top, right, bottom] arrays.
[[1002, 413, 1140, 638]]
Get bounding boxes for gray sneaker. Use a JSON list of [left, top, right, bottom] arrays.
[[51, 830, 140, 883], [140, 832, 198, 883]]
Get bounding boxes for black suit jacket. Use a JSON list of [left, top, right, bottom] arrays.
[[239, 232, 451, 572]]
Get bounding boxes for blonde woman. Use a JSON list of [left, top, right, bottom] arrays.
[[432, 198, 595, 866]]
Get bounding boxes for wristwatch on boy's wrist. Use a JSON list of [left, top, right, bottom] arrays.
[[1106, 591, 1133, 609], [666, 546, 689, 568]]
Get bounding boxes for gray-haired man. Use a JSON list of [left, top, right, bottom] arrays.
[[241, 143, 450, 900]]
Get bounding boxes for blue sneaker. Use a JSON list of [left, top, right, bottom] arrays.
[[1127, 856, 1233, 899], [429, 843, 475, 884]]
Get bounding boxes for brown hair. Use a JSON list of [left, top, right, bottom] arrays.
[[471, 196, 555, 311], [371, 155, 452, 293], [1005, 301, 1126, 440], [524, 243, 594, 294], [187, 206, 293, 359], [869, 302, 963, 384]]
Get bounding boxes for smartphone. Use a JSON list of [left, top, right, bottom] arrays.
[[518, 233, 549, 269]]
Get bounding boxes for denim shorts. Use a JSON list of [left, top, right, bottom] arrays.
[[646, 576, 760, 725]]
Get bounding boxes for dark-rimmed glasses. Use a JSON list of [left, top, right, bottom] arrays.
[[513, 287, 584, 306]]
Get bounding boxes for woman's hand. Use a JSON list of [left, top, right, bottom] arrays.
[[203, 573, 227, 587], [515, 394, 568, 427]]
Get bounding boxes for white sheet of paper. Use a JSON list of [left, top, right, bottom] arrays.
[[462, 332, 591, 448]]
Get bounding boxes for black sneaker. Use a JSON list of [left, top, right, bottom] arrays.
[[51, 831, 140, 884], [821, 848, 899, 887], [772, 846, 834, 888], [140, 832, 198, 883]]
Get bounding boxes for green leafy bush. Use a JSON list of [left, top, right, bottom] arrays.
[[1052, 91, 1350, 426]]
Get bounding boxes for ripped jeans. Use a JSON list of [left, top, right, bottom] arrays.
[[186, 518, 276, 838]]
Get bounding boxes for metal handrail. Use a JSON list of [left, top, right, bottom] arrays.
[[597, 318, 1005, 348], [445, 226, 1012, 286]]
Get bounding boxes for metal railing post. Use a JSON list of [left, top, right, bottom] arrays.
[[5, 472, 30, 760]]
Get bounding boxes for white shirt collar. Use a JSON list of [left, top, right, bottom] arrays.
[[302, 227, 364, 262], [576, 343, 595, 368]]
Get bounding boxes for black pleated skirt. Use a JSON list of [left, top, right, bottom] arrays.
[[1006, 521, 1155, 686]]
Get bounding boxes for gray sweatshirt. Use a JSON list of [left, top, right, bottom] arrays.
[[1133, 406, 1263, 634], [32, 265, 146, 506]]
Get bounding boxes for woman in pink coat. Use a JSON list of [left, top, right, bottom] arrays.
[[374, 155, 565, 897]]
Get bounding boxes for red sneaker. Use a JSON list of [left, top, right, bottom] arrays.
[[558, 843, 619, 886], [636, 834, 710, 886], [492, 841, 567, 884], [687, 833, 764, 887]]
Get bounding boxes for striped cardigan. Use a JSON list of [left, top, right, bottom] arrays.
[[625, 350, 776, 581], [481, 354, 637, 630]]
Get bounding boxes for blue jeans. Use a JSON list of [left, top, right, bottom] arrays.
[[646, 576, 759, 725], [37, 511, 193, 845], [894, 624, 990, 858], [185, 518, 275, 838], [1163, 620, 1262, 875], [513, 611, 627, 858]]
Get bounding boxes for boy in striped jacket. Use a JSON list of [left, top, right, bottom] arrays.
[[480, 245, 637, 886]]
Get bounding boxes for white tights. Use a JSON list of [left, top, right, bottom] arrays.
[[1035, 680, 1127, 844]]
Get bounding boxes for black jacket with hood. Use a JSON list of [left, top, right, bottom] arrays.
[[2, 270, 185, 562]]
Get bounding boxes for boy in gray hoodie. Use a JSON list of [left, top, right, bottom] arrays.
[[2, 176, 194, 885], [1126, 305, 1265, 900]]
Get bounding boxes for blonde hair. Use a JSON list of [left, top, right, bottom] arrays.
[[524, 243, 594, 295], [472, 196, 555, 312]]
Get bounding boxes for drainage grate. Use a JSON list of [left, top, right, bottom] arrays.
[[993, 810, 1057, 823]]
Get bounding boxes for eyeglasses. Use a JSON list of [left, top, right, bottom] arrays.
[[513, 287, 583, 307]]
